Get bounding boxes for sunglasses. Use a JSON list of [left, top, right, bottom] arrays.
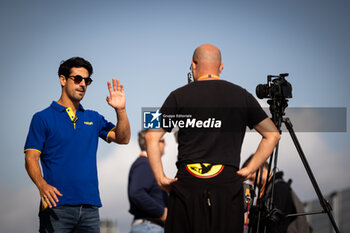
[[68, 75, 93, 86]]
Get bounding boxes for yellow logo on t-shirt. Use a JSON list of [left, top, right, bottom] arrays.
[[186, 163, 224, 178], [84, 122, 93, 125]]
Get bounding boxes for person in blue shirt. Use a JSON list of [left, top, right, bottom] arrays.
[[24, 57, 130, 233], [128, 129, 168, 233]]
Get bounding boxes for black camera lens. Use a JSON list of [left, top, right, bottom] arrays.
[[256, 84, 269, 99]]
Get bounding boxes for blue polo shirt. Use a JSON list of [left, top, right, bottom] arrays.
[[24, 101, 115, 207]]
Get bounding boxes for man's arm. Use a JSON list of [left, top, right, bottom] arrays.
[[237, 118, 280, 179], [145, 129, 177, 193], [106, 78, 130, 144], [25, 150, 62, 208]]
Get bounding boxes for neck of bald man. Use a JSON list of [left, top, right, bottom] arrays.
[[195, 67, 221, 80]]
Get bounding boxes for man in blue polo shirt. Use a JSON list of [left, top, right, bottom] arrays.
[[24, 57, 130, 233]]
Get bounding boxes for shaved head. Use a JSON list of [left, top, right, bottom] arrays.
[[192, 44, 223, 80], [193, 44, 221, 67]]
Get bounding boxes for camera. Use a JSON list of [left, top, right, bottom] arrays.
[[256, 73, 292, 99]]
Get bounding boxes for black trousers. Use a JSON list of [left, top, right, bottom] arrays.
[[165, 165, 244, 233]]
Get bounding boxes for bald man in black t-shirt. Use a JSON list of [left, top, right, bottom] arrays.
[[146, 44, 280, 233]]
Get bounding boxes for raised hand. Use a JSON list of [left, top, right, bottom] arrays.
[[106, 78, 126, 110]]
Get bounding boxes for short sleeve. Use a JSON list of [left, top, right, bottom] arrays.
[[160, 92, 177, 132], [97, 114, 116, 143], [24, 113, 47, 153], [245, 92, 268, 129]]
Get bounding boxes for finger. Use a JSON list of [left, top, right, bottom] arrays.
[[113, 79, 117, 92], [164, 178, 178, 192], [47, 193, 57, 207], [236, 171, 248, 180], [116, 79, 121, 92], [237, 168, 247, 175], [41, 196, 50, 209], [49, 190, 59, 203], [42, 195, 53, 208], [53, 187, 63, 197], [170, 177, 178, 184], [107, 81, 112, 94], [120, 84, 124, 93]]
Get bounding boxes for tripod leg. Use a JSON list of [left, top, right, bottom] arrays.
[[284, 117, 340, 233], [268, 142, 279, 212]]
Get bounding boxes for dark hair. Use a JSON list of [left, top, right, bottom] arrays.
[[138, 129, 149, 151], [241, 154, 269, 169], [58, 57, 93, 78]]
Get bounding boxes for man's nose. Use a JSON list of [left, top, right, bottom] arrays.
[[79, 79, 87, 87]]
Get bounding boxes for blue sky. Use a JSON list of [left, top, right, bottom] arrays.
[[0, 0, 349, 232]]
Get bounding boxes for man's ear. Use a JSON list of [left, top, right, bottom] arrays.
[[219, 63, 224, 74], [59, 75, 66, 87], [192, 61, 197, 70], [191, 61, 198, 81]]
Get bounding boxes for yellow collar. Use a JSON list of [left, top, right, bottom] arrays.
[[197, 74, 220, 81]]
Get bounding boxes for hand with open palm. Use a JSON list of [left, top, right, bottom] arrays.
[[106, 78, 126, 110]]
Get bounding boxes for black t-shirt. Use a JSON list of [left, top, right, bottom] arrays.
[[160, 79, 267, 169]]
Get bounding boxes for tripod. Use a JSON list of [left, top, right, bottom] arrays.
[[247, 96, 340, 233]]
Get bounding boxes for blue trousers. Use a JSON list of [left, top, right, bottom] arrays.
[[39, 205, 100, 233], [130, 219, 164, 233]]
